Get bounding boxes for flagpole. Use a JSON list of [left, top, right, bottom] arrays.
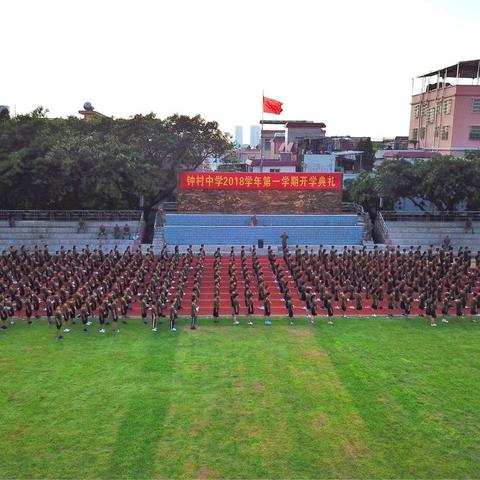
[[260, 90, 264, 173]]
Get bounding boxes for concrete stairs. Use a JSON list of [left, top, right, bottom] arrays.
[[0, 220, 139, 253], [386, 221, 480, 252]]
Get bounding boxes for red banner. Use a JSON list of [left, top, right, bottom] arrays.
[[179, 172, 343, 191]]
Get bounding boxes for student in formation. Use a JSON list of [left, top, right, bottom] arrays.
[[355, 293, 363, 311], [80, 303, 89, 332], [325, 295, 334, 325], [62, 303, 71, 333], [263, 291, 272, 325], [246, 292, 254, 326], [427, 298, 438, 327], [156, 296, 165, 320], [470, 295, 478, 322], [45, 297, 54, 325], [25, 298, 33, 325], [232, 293, 240, 325], [0, 301, 8, 329], [170, 305, 177, 332], [54, 306, 64, 340], [309, 293, 318, 325], [141, 296, 148, 325], [150, 304, 158, 332], [286, 297, 294, 325], [403, 296, 412, 318], [441, 296, 450, 323], [213, 294, 220, 323], [109, 298, 120, 333], [191, 296, 198, 330], [98, 300, 108, 334], [455, 298, 463, 322], [341, 292, 348, 318]]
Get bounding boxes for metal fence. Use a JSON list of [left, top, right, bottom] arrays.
[[381, 210, 480, 222]]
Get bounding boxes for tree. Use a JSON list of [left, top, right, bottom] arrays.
[[216, 150, 244, 172], [349, 171, 381, 220], [357, 137, 375, 171], [112, 113, 233, 214], [416, 156, 476, 212], [375, 159, 427, 211], [0, 109, 233, 212]]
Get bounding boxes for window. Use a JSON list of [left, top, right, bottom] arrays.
[[443, 99, 452, 115], [420, 127, 426, 139], [422, 104, 429, 117], [436, 101, 442, 115], [414, 105, 420, 118], [434, 126, 440, 138], [264, 139, 271, 151], [441, 126, 450, 140], [469, 126, 480, 140], [269, 168, 280, 172], [428, 108, 435, 123], [412, 128, 418, 140], [472, 99, 480, 113]]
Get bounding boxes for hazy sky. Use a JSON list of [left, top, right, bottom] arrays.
[[2, 0, 480, 140]]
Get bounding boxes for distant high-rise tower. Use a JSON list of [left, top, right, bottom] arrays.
[[234, 126, 243, 146], [250, 125, 261, 147]]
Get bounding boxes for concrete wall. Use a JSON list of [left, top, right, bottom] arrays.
[[303, 154, 335, 172]]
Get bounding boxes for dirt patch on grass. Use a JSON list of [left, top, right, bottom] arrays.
[[10, 429, 26, 439], [312, 412, 330, 431], [302, 349, 328, 360], [252, 381, 266, 391], [196, 465, 218, 479], [191, 417, 210, 431], [235, 380, 245, 394], [288, 328, 314, 337], [343, 441, 370, 458]]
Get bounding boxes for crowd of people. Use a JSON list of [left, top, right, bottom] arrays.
[[0, 242, 479, 340]]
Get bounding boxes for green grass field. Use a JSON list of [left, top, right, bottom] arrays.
[[1, 317, 480, 479]]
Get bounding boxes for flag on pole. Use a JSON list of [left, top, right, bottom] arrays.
[[263, 96, 283, 115]]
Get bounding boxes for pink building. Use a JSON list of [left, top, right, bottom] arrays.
[[409, 60, 480, 153]]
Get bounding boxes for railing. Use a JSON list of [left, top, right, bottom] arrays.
[[374, 211, 390, 244], [381, 210, 480, 222], [0, 210, 142, 221], [341, 202, 366, 216], [137, 211, 146, 242], [161, 202, 178, 212], [342, 202, 372, 240]]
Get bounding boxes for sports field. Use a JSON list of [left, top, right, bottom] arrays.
[[1, 317, 480, 479]]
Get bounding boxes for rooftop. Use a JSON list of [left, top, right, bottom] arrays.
[[418, 59, 480, 79]]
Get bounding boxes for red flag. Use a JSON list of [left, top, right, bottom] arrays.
[[263, 96, 283, 115]]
